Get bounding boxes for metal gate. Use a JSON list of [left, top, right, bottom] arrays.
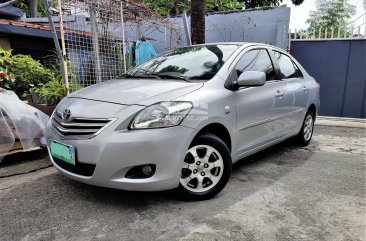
[[289, 16, 366, 118]]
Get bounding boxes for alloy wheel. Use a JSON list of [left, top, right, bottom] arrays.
[[180, 145, 224, 193], [303, 114, 313, 141]]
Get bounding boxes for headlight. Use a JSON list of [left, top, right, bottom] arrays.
[[129, 101, 192, 129]]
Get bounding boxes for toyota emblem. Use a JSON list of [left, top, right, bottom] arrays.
[[62, 109, 71, 121]]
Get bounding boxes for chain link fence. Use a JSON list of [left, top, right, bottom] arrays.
[[58, 0, 177, 87]]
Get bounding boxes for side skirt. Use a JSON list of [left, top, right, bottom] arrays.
[[233, 132, 296, 163]]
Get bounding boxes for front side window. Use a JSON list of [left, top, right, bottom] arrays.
[[127, 45, 239, 81], [274, 51, 303, 79], [234, 49, 275, 81]]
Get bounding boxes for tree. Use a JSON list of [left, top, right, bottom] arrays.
[[142, 0, 189, 16], [142, 0, 243, 16], [144, 0, 306, 45], [29, 0, 37, 17], [191, 0, 206, 44], [306, 0, 356, 37], [10, 0, 51, 17]]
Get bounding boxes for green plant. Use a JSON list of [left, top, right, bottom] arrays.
[[205, 0, 243, 11], [14, 0, 58, 17], [0, 48, 15, 89], [0, 48, 80, 100], [30, 79, 82, 105], [8, 54, 55, 98], [142, 0, 243, 15], [30, 59, 82, 105]]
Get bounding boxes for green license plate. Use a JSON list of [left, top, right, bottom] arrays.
[[50, 140, 76, 166]]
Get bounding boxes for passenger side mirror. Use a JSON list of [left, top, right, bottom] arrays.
[[237, 71, 266, 87]]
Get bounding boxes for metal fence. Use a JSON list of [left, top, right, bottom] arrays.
[[289, 13, 366, 48], [287, 13, 366, 118], [54, 0, 177, 88]]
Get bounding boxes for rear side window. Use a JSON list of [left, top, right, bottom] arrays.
[[274, 51, 303, 79], [235, 49, 275, 81]]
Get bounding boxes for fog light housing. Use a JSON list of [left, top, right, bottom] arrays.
[[125, 164, 156, 179], [142, 165, 153, 176]]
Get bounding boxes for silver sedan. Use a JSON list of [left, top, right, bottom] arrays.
[[46, 43, 320, 201]]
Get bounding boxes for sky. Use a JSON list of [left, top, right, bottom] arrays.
[[282, 0, 366, 30]]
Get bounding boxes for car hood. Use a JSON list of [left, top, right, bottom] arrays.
[[68, 79, 204, 106]]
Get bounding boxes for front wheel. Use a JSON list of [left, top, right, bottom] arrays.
[[174, 133, 232, 201]]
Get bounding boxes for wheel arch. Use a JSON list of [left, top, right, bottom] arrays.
[[308, 104, 317, 120], [194, 123, 232, 153]]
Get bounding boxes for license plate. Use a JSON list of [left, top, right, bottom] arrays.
[[50, 140, 76, 166]]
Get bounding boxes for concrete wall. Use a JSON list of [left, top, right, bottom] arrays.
[[290, 39, 366, 118]]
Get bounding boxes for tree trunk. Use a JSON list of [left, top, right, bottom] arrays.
[[29, 0, 38, 17], [191, 0, 205, 44], [174, 6, 180, 15]]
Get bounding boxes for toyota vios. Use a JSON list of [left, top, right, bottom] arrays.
[[46, 43, 320, 200]]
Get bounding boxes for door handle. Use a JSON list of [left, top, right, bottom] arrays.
[[276, 90, 284, 98]]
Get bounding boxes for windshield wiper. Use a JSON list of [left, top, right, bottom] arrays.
[[120, 73, 191, 82], [119, 73, 162, 79], [151, 73, 191, 82]]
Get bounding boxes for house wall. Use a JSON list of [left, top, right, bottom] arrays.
[[0, 37, 10, 50], [9, 35, 57, 66]]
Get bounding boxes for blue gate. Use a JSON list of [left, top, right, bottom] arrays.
[[290, 39, 366, 118]]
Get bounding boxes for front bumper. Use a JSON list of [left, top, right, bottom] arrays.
[[46, 112, 196, 191]]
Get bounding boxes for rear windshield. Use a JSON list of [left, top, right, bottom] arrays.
[[127, 45, 239, 80]]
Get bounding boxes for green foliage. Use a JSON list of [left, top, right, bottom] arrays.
[[14, 0, 58, 17], [306, 0, 356, 37], [142, 0, 189, 15], [28, 59, 80, 105], [30, 78, 81, 105], [205, 0, 243, 11], [29, 60, 81, 105], [0, 48, 12, 66], [142, 0, 243, 15], [30, 79, 65, 105], [142, 0, 305, 15], [0, 48, 80, 104], [0, 49, 14, 88], [8, 54, 55, 98]]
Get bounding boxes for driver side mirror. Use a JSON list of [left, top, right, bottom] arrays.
[[237, 71, 266, 87]]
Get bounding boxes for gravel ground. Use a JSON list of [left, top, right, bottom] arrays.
[[0, 124, 365, 241]]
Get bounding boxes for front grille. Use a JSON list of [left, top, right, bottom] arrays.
[[53, 156, 96, 177], [52, 111, 114, 139]]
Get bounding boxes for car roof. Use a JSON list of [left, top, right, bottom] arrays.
[[193, 42, 248, 46], [191, 42, 283, 50]]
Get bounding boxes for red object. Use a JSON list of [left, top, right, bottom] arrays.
[[0, 71, 7, 78]]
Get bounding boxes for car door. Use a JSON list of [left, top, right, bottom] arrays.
[[272, 50, 310, 136], [233, 48, 287, 158]]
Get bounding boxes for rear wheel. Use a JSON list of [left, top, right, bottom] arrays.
[[175, 133, 232, 201], [296, 110, 315, 146]]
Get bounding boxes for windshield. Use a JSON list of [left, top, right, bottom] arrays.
[[127, 45, 239, 81]]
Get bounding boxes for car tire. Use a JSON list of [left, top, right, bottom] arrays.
[[296, 110, 315, 146], [174, 133, 232, 201]]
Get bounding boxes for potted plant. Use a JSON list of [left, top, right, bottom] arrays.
[[30, 78, 81, 115]]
